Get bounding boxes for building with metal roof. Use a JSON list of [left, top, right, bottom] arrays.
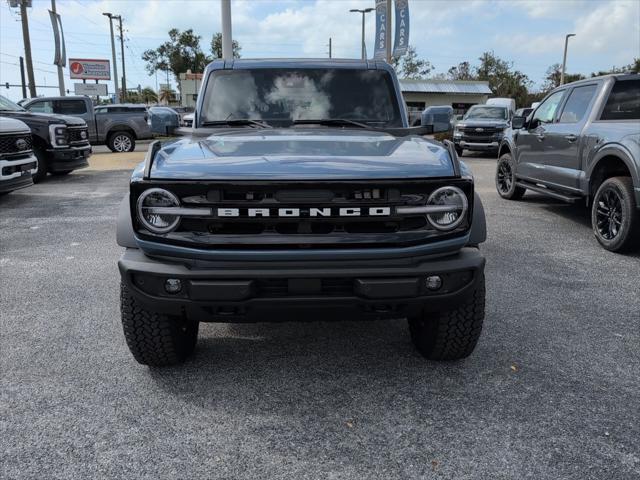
[[399, 79, 493, 124]]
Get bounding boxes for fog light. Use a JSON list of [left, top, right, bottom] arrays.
[[425, 275, 442, 291], [165, 278, 182, 294]]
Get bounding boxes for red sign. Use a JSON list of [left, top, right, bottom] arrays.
[[68, 58, 110, 80]]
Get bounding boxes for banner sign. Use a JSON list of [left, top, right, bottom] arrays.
[[69, 58, 111, 80], [373, 0, 387, 60], [49, 10, 66, 67], [74, 83, 108, 96], [392, 0, 409, 58]]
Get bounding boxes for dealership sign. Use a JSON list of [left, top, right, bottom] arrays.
[[393, 0, 409, 58], [74, 83, 108, 96], [69, 58, 111, 80], [373, 0, 388, 60]]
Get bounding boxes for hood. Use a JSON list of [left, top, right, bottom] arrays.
[[1, 111, 87, 127], [0, 116, 31, 133], [457, 118, 509, 129], [146, 128, 455, 181]]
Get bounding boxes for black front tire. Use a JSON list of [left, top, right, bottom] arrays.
[[32, 148, 48, 183], [591, 176, 640, 252], [496, 153, 525, 200], [120, 283, 199, 366], [408, 275, 485, 360]]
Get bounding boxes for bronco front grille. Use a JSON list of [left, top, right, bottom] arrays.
[[132, 180, 474, 249], [0, 133, 32, 156]]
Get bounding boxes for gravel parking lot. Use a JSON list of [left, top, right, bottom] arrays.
[[1, 154, 639, 480]]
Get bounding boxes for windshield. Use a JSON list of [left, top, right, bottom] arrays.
[[200, 68, 402, 127], [464, 106, 507, 120], [0, 95, 25, 112]]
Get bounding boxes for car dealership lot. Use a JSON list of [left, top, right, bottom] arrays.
[[1, 155, 639, 480]]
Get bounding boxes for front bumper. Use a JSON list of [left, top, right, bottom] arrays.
[[454, 139, 500, 151], [0, 154, 37, 192], [47, 145, 91, 172], [119, 246, 485, 323]]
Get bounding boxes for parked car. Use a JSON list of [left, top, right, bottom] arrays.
[[453, 103, 513, 156], [496, 73, 640, 252], [182, 112, 194, 128], [0, 95, 90, 181], [486, 97, 516, 115], [22, 97, 153, 152], [148, 106, 180, 135], [116, 58, 488, 366], [172, 106, 194, 125], [0, 117, 38, 194]]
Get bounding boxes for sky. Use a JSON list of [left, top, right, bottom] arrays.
[[0, 0, 639, 101]]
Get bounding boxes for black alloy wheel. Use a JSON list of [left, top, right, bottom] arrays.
[[495, 153, 526, 200], [591, 176, 639, 252]]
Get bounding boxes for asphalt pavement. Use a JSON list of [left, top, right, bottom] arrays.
[[1, 154, 639, 479]]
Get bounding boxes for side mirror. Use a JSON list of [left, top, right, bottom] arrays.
[[511, 116, 526, 129]]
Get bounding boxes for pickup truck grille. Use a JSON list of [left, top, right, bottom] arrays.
[[460, 126, 502, 135], [67, 126, 89, 144], [0, 133, 33, 156], [132, 180, 474, 249]]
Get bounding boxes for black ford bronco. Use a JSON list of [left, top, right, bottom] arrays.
[[116, 59, 487, 366]]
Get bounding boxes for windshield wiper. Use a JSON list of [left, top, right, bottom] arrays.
[[202, 119, 272, 128], [293, 118, 372, 129]]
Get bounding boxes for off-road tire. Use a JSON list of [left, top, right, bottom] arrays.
[[591, 176, 640, 253], [408, 274, 485, 360], [108, 131, 136, 152], [32, 147, 48, 183], [496, 153, 525, 200], [120, 283, 199, 366]]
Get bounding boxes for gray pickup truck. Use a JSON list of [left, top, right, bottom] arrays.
[[496, 74, 640, 252], [23, 97, 153, 152]]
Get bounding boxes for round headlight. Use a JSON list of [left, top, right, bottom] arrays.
[[426, 186, 468, 231], [136, 188, 181, 233], [80, 130, 87, 139]]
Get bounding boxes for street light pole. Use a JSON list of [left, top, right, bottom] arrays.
[[221, 0, 233, 59], [561, 33, 576, 85], [115, 15, 127, 101], [102, 12, 119, 103], [19, 0, 37, 98], [349, 8, 374, 60]]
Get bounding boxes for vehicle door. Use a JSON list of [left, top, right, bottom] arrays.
[[538, 83, 599, 191], [52, 99, 96, 141], [515, 89, 566, 182], [127, 107, 152, 138], [94, 106, 115, 142]]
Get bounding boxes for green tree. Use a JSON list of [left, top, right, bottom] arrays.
[[142, 29, 210, 82], [447, 61, 474, 81], [140, 87, 158, 104], [542, 63, 585, 91], [210, 32, 241, 59], [475, 51, 531, 108], [391, 45, 433, 79], [590, 58, 640, 76]]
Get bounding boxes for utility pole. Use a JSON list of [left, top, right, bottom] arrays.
[[560, 33, 576, 85], [221, 0, 233, 59], [328, 37, 332, 58], [115, 15, 126, 101], [19, 0, 36, 97], [103, 12, 120, 103], [19, 57, 27, 99], [350, 8, 374, 60], [385, 0, 392, 63], [50, 0, 65, 96]]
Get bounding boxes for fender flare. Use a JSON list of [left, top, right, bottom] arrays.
[[467, 192, 487, 246], [116, 194, 137, 248], [586, 144, 639, 190]]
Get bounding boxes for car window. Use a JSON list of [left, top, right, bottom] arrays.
[[28, 101, 54, 113], [531, 90, 565, 125], [95, 107, 106, 114], [559, 84, 597, 123], [54, 100, 88, 115], [600, 79, 640, 120]]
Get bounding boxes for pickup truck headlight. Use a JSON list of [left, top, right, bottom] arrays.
[[425, 186, 468, 231], [49, 124, 68, 148], [137, 188, 181, 233]]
